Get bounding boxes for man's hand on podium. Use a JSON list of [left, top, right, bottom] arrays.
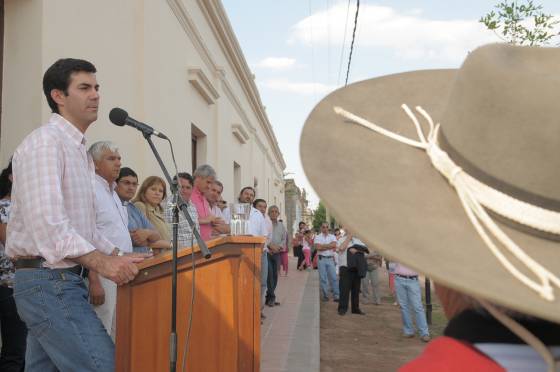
[[98, 252, 152, 286]]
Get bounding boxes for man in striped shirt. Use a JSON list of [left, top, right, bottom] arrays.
[[6, 58, 149, 371]]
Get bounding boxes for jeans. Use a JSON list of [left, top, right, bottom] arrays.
[[260, 250, 268, 309], [266, 253, 280, 304], [394, 276, 429, 337], [361, 268, 381, 304], [338, 266, 360, 312], [317, 256, 339, 299], [0, 285, 27, 372], [13, 269, 115, 371]]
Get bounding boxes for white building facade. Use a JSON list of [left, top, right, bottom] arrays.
[[0, 0, 286, 213]]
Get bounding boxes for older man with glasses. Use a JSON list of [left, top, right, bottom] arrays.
[[315, 223, 339, 302]]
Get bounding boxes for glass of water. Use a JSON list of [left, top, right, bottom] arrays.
[[230, 203, 251, 236]]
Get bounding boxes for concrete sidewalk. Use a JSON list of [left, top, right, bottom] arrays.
[[261, 256, 320, 372]]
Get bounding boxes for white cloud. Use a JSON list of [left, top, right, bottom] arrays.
[[255, 57, 297, 70], [260, 79, 337, 95], [289, 3, 498, 63]]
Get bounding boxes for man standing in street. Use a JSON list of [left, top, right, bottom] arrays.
[[315, 223, 339, 302], [6, 58, 148, 371], [394, 262, 430, 342], [88, 141, 134, 339], [265, 205, 287, 307]]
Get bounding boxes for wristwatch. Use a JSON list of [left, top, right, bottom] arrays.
[[114, 248, 125, 257]]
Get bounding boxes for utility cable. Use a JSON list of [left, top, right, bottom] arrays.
[[337, 0, 351, 85], [344, 0, 360, 86]]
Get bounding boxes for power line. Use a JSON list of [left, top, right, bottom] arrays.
[[327, 0, 331, 85], [337, 0, 351, 85], [309, 0, 317, 96], [344, 0, 360, 86]]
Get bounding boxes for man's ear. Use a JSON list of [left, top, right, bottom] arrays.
[[50, 89, 65, 108]]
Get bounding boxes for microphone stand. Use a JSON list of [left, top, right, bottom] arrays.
[[141, 132, 211, 372]]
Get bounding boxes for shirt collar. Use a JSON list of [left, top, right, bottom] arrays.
[[95, 174, 117, 193], [50, 113, 87, 147]]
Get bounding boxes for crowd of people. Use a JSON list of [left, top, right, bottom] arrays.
[[291, 222, 431, 342], [0, 58, 292, 371]]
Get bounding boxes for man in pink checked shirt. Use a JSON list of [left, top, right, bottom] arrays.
[[6, 59, 150, 372], [191, 164, 224, 241]]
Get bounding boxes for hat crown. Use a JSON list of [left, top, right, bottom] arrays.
[[441, 44, 560, 208]]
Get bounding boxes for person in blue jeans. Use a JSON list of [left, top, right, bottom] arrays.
[[314, 223, 339, 301], [6, 58, 148, 371], [394, 263, 430, 342]]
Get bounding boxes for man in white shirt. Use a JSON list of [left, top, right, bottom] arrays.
[[315, 222, 339, 302], [88, 141, 134, 339], [238, 187, 269, 316], [205, 180, 229, 237]]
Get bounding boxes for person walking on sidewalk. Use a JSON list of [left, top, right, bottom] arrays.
[[315, 223, 339, 302], [299, 229, 313, 270], [394, 263, 430, 342], [265, 205, 287, 307], [293, 221, 306, 270]]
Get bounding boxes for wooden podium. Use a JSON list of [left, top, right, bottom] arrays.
[[115, 236, 264, 372]]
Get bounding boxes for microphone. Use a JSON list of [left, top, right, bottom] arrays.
[[109, 108, 168, 139]]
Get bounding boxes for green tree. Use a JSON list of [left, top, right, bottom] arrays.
[[312, 202, 326, 231], [480, 1, 559, 46], [312, 202, 338, 230]]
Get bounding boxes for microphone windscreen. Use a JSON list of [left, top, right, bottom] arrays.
[[109, 108, 128, 126]]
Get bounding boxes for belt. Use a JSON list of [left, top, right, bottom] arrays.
[[14, 257, 89, 279], [318, 255, 334, 260], [395, 274, 418, 280]]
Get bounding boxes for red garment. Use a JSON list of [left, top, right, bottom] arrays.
[[400, 337, 505, 372], [190, 187, 212, 241]]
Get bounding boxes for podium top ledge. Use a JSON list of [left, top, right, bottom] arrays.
[[136, 235, 266, 270]]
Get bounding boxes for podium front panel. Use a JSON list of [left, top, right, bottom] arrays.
[[116, 237, 263, 372]]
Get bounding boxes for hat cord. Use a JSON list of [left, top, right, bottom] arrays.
[[333, 105, 560, 302], [478, 299, 559, 372]]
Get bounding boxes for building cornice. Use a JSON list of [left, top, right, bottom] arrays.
[[197, 0, 286, 170], [167, 0, 217, 71]]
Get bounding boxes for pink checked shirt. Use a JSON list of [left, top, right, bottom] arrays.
[[6, 114, 114, 268], [190, 186, 212, 241]]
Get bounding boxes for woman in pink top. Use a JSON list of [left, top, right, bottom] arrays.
[[299, 230, 313, 270]]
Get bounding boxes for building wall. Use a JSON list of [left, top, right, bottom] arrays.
[[0, 0, 285, 214]]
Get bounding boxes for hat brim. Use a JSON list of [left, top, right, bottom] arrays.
[[300, 69, 560, 322]]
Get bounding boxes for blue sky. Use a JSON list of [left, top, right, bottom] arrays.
[[222, 0, 560, 208]]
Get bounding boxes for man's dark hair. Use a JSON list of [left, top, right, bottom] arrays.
[[252, 198, 266, 208], [117, 167, 138, 183], [298, 221, 306, 229], [0, 160, 12, 199], [239, 186, 255, 197], [43, 58, 97, 114], [173, 172, 193, 186]]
